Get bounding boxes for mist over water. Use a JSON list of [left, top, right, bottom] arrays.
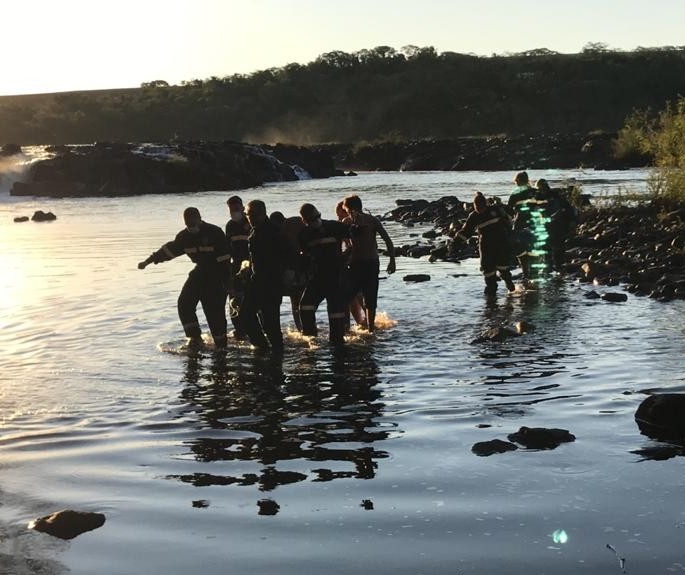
[[1, 169, 684, 574]]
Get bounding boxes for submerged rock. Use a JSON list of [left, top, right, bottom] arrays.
[[601, 292, 628, 302], [472, 439, 519, 456], [13, 216, 29, 223], [31, 210, 57, 222], [403, 274, 431, 282], [507, 426, 576, 449], [31, 509, 105, 540], [635, 394, 685, 442]]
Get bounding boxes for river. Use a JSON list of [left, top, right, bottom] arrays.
[[1, 168, 684, 574]]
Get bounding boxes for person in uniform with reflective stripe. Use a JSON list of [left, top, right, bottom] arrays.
[[455, 192, 516, 296], [224, 195, 251, 340], [341, 195, 396, 332], [138, 207, 230, 348], [535, 179, 577, 272], [298, 203, 351, 345], [507, 170, 545, 279]]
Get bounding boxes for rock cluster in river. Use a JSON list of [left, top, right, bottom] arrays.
[[9, 141, 341, 198], [384, 197, 685, 302]]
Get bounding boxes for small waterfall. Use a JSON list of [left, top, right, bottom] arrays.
[[292, 164, 312, 180], [0, 146, 53, 197]]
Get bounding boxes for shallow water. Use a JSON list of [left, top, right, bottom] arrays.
[[1, 169, 685, 574]]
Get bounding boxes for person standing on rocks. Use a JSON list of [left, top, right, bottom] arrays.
[[138, 207, 230, 349], [454, 192, 516, 296], [341, 194, 396, 332]]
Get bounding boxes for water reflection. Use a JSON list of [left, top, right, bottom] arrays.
[[470, 278, 581, 417], [169, 344, 392, 503]]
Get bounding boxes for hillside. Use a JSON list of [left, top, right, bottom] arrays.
[[1, 46, 684, 146]]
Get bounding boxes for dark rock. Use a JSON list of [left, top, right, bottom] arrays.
[[31, 210, 57, 222], [257, 499, 280, 516], [360, 499, 374, 510], [601, 292, 628, 302], [507, 426, 576, 449], [584, 290, 601, 299], [31, 509, 105, 540], [1, 143, 22, 156], [11, 141, 338, 198], [472, 439, 519, 456], [13, 216, 29, 223], [635, 394, 685, 442], [403, 274, 431, 282]]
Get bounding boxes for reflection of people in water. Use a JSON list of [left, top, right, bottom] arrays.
[[172, 345, 390, 510]]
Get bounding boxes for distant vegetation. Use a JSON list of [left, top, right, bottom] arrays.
[[2, 44, 685, 146], [615, 96, 685, 204]]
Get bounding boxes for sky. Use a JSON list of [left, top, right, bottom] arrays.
[[3, 0, 685, 96]]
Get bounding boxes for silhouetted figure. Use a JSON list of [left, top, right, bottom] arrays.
[[138, 207, 230, 348]]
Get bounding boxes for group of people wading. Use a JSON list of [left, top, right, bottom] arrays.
[[138, 195, 396, 352], [138, 171, 576, 350], [453, 171, 577, 296]]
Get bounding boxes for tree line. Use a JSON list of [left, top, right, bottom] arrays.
[[2, 44, 685, 146]]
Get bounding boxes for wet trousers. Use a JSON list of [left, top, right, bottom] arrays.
[[239, 282, 283, 352], [299, 274, 346, 344], [177, 269, 227, 345]]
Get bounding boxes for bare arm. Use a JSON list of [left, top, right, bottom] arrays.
[[375, 219, 396, 274]]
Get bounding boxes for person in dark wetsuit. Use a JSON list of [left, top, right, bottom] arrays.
[[138, 207, 230, 348], [224, 195, 251, 340], [239, 200, 293, 353], [455, 192, 516, 296], [298, 203, 351, 345]]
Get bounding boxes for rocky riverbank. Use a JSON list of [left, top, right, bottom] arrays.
[[384, 197, 685, 302], [325, 132, 649, 172], [3, 132, 649, 198]]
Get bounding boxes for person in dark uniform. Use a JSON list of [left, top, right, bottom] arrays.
[[239, 200, 293, 353], [224, 195, 251, 340], [535, 179, 577, 272], [298, 203, 351, 345], [270, 210, 306, 332], [138, 207, 230, 348], [455, 192, 516, 296], [507, 171, 545, 280]]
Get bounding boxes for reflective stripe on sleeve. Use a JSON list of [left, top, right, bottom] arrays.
[[185, 247, 198, 254], [483, 270, 497, 278], [198, 246, 215, 252], [456, 232, 469, 241], [163, 245, 176, 258], [476, 217, 500, 230], [328, 312, 346, 319], [216, 254, 231, 262], [300, 305, 318, 311], [231, 235, 249, 242]]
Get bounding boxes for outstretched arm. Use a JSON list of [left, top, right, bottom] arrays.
[[376, 219, 396, 275]]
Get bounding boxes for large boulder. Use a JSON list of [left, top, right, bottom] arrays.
[[635, 394, 685, 442], [31, 509, 105, 540]]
